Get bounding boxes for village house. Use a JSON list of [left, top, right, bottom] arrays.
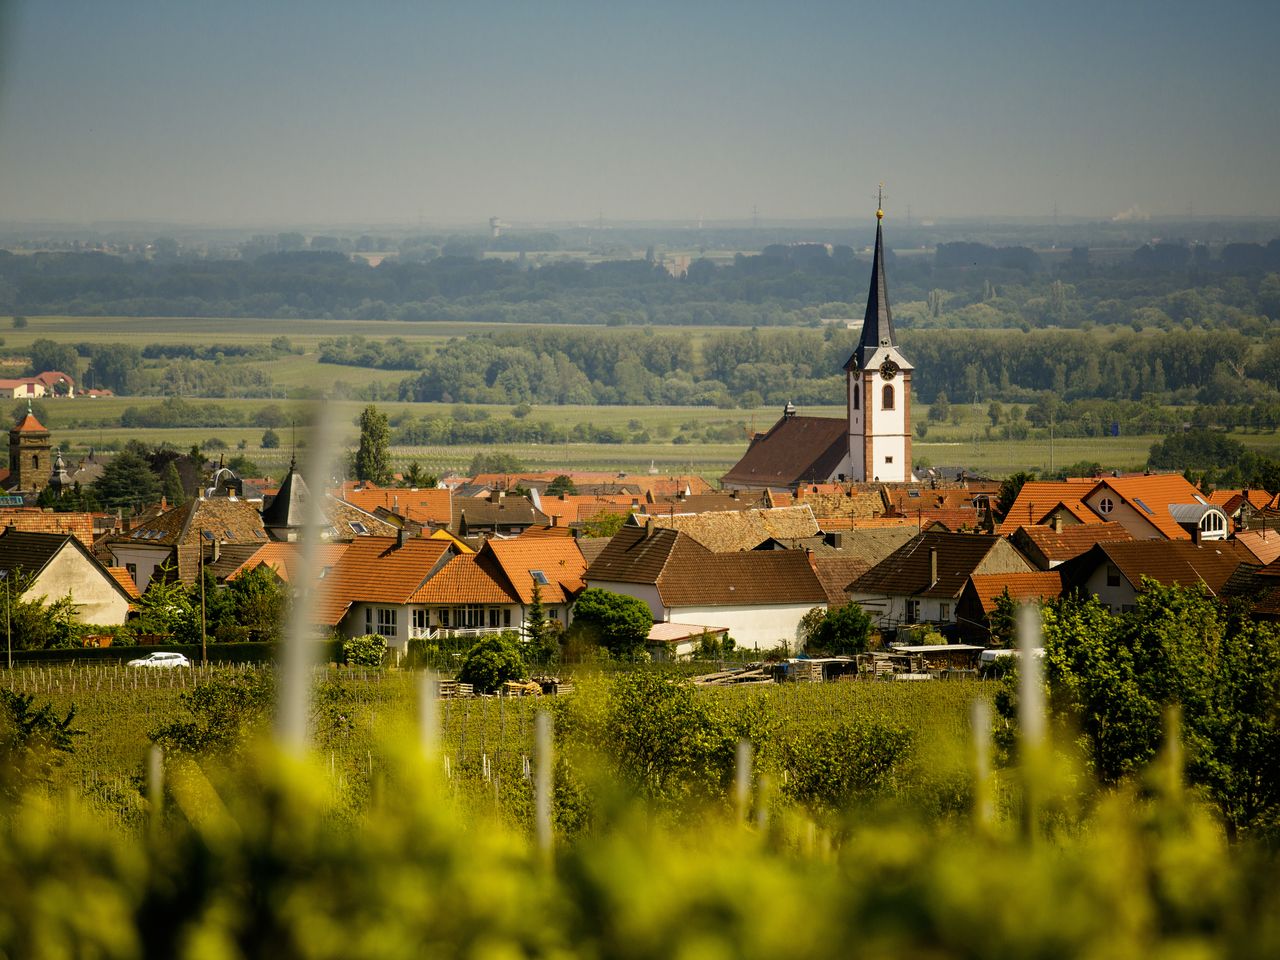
[[847, 530, 1035, 631], [108, 496, 268, 590], [584, 521, 828, 651], [0, 528, 136, 626], [640, 504, 820, 552], [1057, 539, 1250, 614]]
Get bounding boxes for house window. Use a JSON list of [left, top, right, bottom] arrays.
[[882, 385, 895, 410], [349, 521, 368, 536], [452, 605, 483, 628], [365, 607, 373, 634], [549, 607, 560, 620], [125, 563, 137, 584], [439, 608, 449, 627], [412, 609, 427, 636], [905, 599, 920, 624], [1098, 497, 1114, 515], [503, 608, 511, 627], [488, 608, 500, 628], [1106, 564, 1121, 588], [530, 570, 549, 586], [938, 602, 951, 622], [885, 456, 894, 464], [377, 608, 397, 635]]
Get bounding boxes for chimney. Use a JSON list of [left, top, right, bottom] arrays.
[[1191, 523, 1202, 546], [929, 547, 938, 585], [645, 517, 656, 539], [397, 527, 407, 548], [211, 538, 220, 563], [1053, 514, 1063, 534]]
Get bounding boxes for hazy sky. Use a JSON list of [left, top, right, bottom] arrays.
[[1, 0, 1276, 227]]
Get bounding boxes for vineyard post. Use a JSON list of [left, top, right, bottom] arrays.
[[535, 711, 553, 861], [734, 739, 752, 824]]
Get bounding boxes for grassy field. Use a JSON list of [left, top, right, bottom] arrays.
[[13, 314, 1280, 480]]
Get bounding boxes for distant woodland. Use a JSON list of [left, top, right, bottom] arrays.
[[4, 238, 1280, 432]]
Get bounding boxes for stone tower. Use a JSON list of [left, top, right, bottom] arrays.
[[9, 403, 52, 494]]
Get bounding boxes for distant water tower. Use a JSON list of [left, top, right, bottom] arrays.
[[489, 217, 506, 238]]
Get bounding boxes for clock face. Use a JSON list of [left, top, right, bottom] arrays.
[[879, 360, 899, 380]]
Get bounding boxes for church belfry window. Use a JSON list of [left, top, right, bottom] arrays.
[[853, 384, 860, 409], [882, 385, 895, 410]]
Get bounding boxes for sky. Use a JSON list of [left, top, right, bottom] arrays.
[[0, 0, 1277, 228]]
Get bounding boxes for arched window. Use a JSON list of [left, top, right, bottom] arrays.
[[852, 384, 860, 409], [31, 454, 38, 470], [882, 384, 895, 410]]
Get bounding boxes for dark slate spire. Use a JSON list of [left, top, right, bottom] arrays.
[[844, 198, 897, 371], [262, 456, 309, 532]]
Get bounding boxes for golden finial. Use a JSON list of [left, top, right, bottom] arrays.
[[876, 182, 885, 220]]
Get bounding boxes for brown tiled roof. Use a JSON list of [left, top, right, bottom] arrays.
[[791, 486, 884, 520], [586, 524, 826, 608], [118, 497, 267, 547], [812, 555, 872, 605], [721, 415, 849, 488], [106, 566, 142, 600], [643, 505, 820, 552], [1012, 522, 1134, 566], [455, 495, 548, 531], [1232, 530, 1280, 566], [964, 572, 1065, 615], [482, 537, 586, 605], [850, 531, 1030, 600], [883, 488, 987, 513], [202, 543, 264, 582], [324, 496, 399, 539], [314, 537, 453, 625], [643, 493, 768, 514], [409, 554, 519, 605], [0, 509, 94, 548], [997, 480, 1099, 534], [1061, 540, 1250, 596], [0, 529, 73, 578], [577, 536, 613, 566]]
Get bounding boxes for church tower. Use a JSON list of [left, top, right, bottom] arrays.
[[845, 198, 913, 482], [8, 402, 52, 494]]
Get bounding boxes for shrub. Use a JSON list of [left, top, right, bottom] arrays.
[[458, 632, 525, 693], [571, 588, 653, 658], [343, 634, 387, 667]]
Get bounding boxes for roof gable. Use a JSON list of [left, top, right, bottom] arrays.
[[850, 531, 1031, 600]]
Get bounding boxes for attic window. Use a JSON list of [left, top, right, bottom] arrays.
[[908, 490, 921, 498], [224, 528, 236, 539], [530, 570, 549, 586], [349, 521, 368, 535], [1098, 497, 1114, 515], [202, 530, 215, 541], [1134, 498, 1154, 516]]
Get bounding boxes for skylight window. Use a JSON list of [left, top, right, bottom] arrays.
[[202, 530, 215, 541], [1133, 498, 1154, 516], [530, 570, 549, 586], [349, 521, 368, 535]]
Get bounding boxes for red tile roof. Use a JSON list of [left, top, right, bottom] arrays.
[[11, 412, 47, 434], [226, 542, 351, 583], [409, 554, 519, 605], [1087, 474, 1208, 541], [106, 566, 142, 600], [964, 572, 1065, 615], [1232, 530, 1280, 566], [314, 537, 453, 625], [997, 480, 1099, 534], [340, 486, 454, 525], [0, 509, 95, 548], [1012, 522, 1134, 566], [482, 537, 587, 605]]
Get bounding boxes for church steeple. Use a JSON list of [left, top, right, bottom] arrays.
[[845, 189, 898, 372]]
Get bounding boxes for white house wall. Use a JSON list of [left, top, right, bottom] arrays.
[[26, 548, 130, 626], [108, 544, 173, 592], [668, 603, 816, 651], [585, 580, 666, 622]]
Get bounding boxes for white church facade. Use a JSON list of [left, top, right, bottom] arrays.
[[723, 204, 916, 490]]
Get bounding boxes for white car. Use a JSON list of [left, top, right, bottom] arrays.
[[127, 651, 192, 669]]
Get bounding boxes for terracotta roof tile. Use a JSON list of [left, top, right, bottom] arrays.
[[1232, 530, 1280, 566], [340, 486, 454, 526], [106, 566, 142, 600], [409, 554, 519, 605], [0, 509, 94, 548], [1012, 522, 1134, 566], [964, 572, 1065, 615], [314, 537, 452, 625], [483, 537, 586, 604], [226, 542, 351, 583], [1087, 474, 1209, 541], [997, 480, 1099, 534]]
